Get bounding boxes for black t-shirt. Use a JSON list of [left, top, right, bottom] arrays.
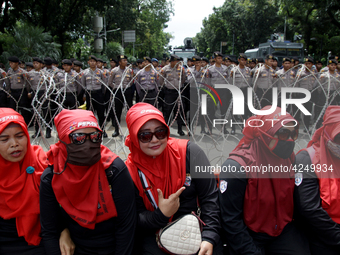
[[40, 157, 136, 255], [134, 142, 221, 246]]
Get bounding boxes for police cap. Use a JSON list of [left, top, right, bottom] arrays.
[[257, 58, 264, 63], [8, 56, 20, 63], [265, 54, 274, 60], [136, 59, 143, 64], [152, 58, 158, 63], [304, 56, 314, 64], [32, 57, 44, 64], [143, 57, 152, 63], [328, 59, 338, 65], [117, 55, 128, 61], [44, 57, 53, 65], [214, 52, 223, 58], [238, 53, 247, 60], [73, 60, 83, 67], [88, 55, 98, 61], [202, 57, 209, 63], [170, 54, 180, 61], [62, 59, 72, 65], [97, 58, 104, 63], [52, 59, 58, 65], [224, 56, 232, 61], [192, 56, 201, 61], [26, 62, 33, 68], [282, 57, 291, 63]]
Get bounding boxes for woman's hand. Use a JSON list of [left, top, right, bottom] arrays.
[[157, 187, 185, 217], [59, 228, 75, 255], [198, 241, 213, 255]]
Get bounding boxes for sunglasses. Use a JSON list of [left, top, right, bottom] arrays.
[[138, 129, 168, 143], [69, 131, 102, 145], [275, 128, 298, 141]]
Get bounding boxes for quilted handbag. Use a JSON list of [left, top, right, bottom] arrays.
[[156, 212, 203, 255]]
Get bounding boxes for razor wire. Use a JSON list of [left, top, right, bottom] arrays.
[[0, 62, 339, 164]]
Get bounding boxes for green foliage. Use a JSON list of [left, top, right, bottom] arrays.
[[0, 22, 61, 65], [105, 42, 125, 59]]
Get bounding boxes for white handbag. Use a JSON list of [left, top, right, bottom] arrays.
[[156, 212, 203, 255], [138, 169, 204, 255]]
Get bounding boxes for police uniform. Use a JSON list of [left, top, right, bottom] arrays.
[[295, 57, 318, 132], [158, 54, 187, 135], [6, 56, 31, 125], [55, 60, 80, 109], [108, 55, 134, 136], [315, 59, 340, 128], [73, 60, 85, 105], [230, 54, 252, 120], [0, 68, 8, 107], [253, 55, 276, 108], [275, 57, 296, 110], [81, 55, 107, 131], [27, 57, 50, 137], [135, 57, 158, 106]]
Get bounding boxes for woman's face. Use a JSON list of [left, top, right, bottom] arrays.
[[0, 125, 28, 162], [138, 119, 168, 157], [268, 122, 296, 149]]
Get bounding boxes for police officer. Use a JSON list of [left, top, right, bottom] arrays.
[[55, 59, 80, 109], [108, 55, 134, 137], [315, 59, 340, 128], [26, 62, 34, 72], [81, 55, 108, 137], [28, 57, 50, 138], [6, 56, 31, 125], [135, 56, 158, 106], [72, 60, 85, 106], [253, 54, 275, 108], [159, 54, 187, 136], [0, 66, 8, 107], [206, 52, 230, 134], [295, 56, 318, 133], [229, 53, 252, 133], [315, 60, 323, 74], [275, 57, 296, 110], [109, 58, 118, 71], [201, 57, 209, 69]]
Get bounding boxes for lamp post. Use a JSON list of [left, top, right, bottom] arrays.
[[93, 15, 120, 53]]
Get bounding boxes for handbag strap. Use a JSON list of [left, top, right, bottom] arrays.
[[138, 169, 158, 209]]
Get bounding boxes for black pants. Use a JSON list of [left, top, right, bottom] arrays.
[[255, 88, 274, 109], [110, 87, 133, 128], [157, 86, 164, 111], [163, 88, 185, 129], [61, 92, 77, 109], [247, 222, 310, 255], [86, 89, 105, 130], [136, 233, 224, 255], [9, 88, 31, 125], [190, 87, 206, 132], [32, 90, 50, 134], [138, 89, 157, 107], [0, 90, 8, 107]]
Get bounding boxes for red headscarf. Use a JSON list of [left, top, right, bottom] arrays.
[[306, 106, 340, 224], [125, 103, 188, 211], [0, 108, 47, 245], [48, 109, 118, 229], [229, 106, 297, 236]]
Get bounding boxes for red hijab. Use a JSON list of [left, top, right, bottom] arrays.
[[229, 106, 297, 236], [125, 103, 188, 211], [0, 108, 47, 245], [306, 106, 340, 224], [48, 109, 118, 229]]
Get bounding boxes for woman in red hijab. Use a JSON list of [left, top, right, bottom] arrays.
[[125, 102, 222, 255], [219, 106, 310, 255], [0, 108, 47, 254], [40, 109, 136, 255], [294, 105, 340, 254]]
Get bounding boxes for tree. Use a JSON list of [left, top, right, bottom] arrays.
[[0, 22, 61, 65]]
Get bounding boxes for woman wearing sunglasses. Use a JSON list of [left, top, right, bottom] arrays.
[[40, 109, 136, 255], [294, 106, 340, 255], [124, 103, 222, 255], [219, 106, 311, 255], [0, 108, 74, 255]]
